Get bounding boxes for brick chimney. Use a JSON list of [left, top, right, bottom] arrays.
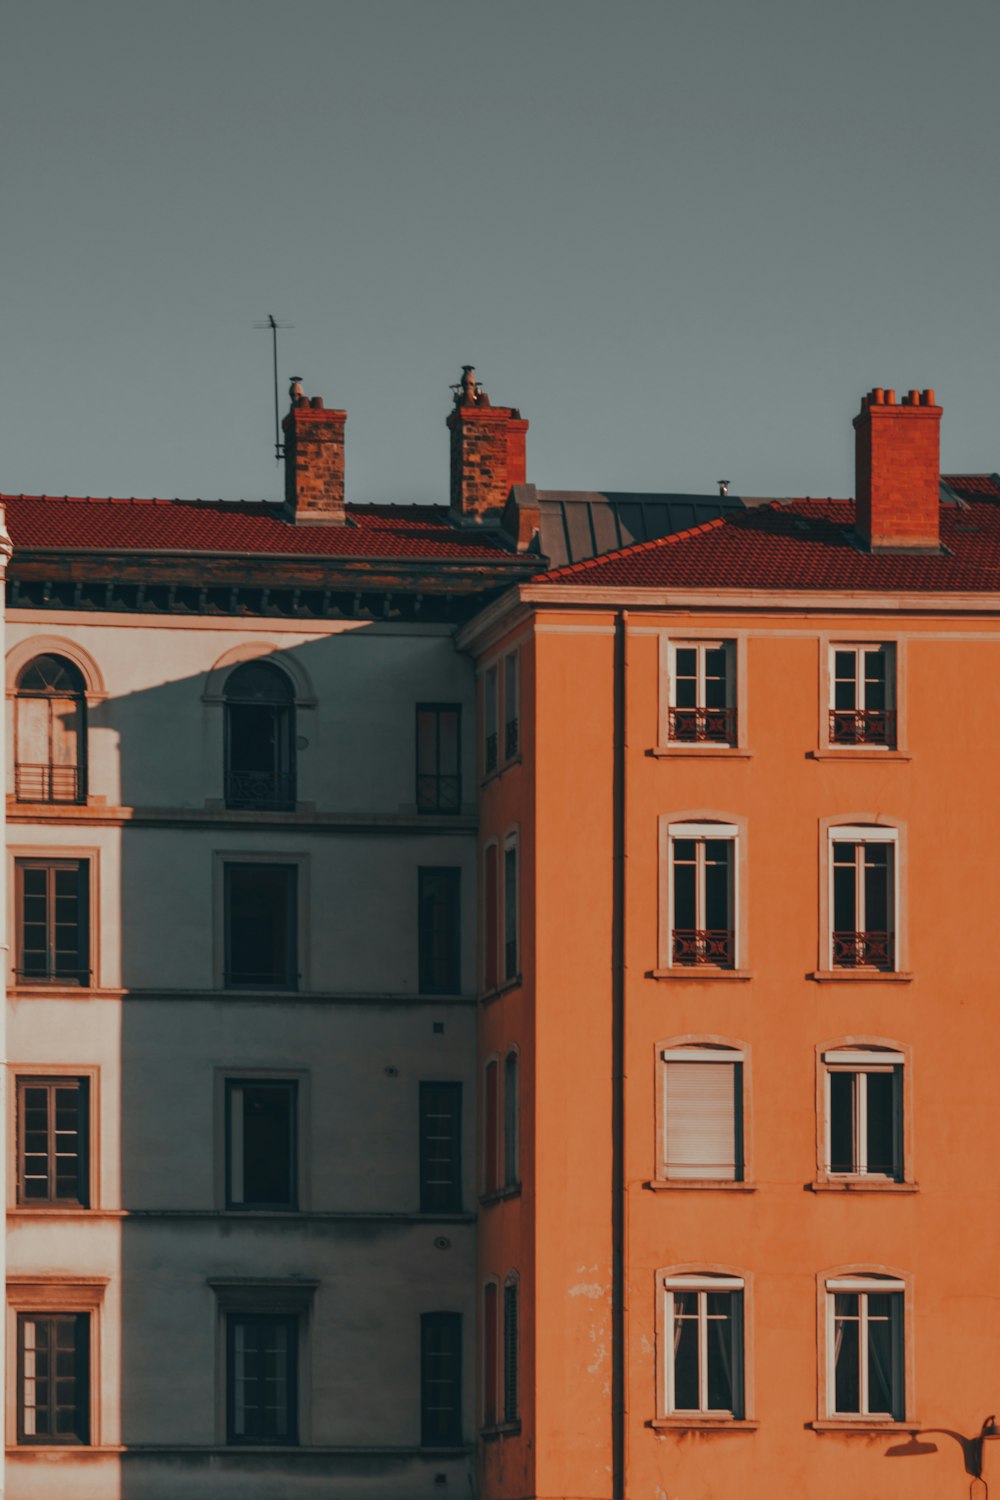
[[282, 387, 347, 525], [447, 366, 528, 526], [853, 386, 942, 552]]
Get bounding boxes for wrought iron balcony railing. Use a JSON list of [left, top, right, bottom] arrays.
[[672, 928, 735, 968], [829, 709, 896, 746], [225, 770, 295, 812], [15, 763, 84, 804], [668, 707, 737, 745], [832, 930, 895, 970], [416, 774, 461, 814]]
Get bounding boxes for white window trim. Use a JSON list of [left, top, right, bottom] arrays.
[[667, 822, 739, 970], [827, 826, 898, 972], [658, 635, 746, 752], [824, 1278, 905, 1419], [663, 1274, 744, 1416], [828, 642, 896, 747]]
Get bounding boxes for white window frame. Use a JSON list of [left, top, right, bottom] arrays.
[[666, 641, 736, 746], [662, 1273, 744, 1417], [660, 1046, 744, 1181], [828, 643, 896, 748], [824, 1276, 905, 1419], [668, 823, 739, 969], [827, 826, 897, 972], [823, 1049, 903, 1179]]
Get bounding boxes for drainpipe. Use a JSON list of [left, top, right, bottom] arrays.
[[612, 609, 629, 1500]]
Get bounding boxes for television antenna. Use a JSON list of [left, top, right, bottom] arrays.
[[252, 315, 293, 463]]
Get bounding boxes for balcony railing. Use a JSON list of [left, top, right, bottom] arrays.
[[832, 930, 895, 970], [416, 774, 461, 814], [672, 928, 735, 968], [225, 770, 295, 812], [15, 763, 84, 804], [829, 709, 896, 747], [668, 707, 737, 745], [505, 717, 519, 760]]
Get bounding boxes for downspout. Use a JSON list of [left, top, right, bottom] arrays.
[[611, 609, 629, 1500]]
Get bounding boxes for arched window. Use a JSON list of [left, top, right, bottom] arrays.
[[15, 655, 87, 804], [503, 1050, 519, 1189], [224, 661, 295, 811]]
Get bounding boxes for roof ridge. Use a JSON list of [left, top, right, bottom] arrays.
[[536, 507, 776, 583]]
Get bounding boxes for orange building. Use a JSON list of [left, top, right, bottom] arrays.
[[464, 388, 1000, 1498]]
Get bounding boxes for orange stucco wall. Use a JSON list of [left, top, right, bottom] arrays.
[[477, 600, 1000, 1500]]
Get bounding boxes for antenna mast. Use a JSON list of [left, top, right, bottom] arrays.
[[253, 314, 293, 463]]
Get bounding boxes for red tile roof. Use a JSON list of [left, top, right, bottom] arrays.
[[1, 495, 515, 562], [534, 477, 1000, 592]]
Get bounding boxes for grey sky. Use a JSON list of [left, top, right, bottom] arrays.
[[2, 0, 998, 506]]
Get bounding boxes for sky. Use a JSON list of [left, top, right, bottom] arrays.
[[2, 0, 999, 507]]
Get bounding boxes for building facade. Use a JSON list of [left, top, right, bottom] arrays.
[[4, 372, 1000, 1500]]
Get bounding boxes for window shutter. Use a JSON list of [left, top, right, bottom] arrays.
[[664, 1062, 740, 1180]]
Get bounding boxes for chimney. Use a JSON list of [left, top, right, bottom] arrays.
[[853, 386, 942, 552], [447, 366, 528, 525], [282, 387, 347, 525]]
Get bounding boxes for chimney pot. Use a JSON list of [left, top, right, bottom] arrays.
[[885, 389, 896, 405], [922, 388, 935, 406], [310, 395, 324, 410]]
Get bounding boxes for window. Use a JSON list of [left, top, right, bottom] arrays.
[[483, 844, 498, 992], [825, 1276, 905, 1420], [17, 1312, 90, 1444], [421, 1312, 462, 1446], [15, 655, 87, 804], [484, 666, 498, 775], [226, 1313, 297, 1444], [503, 1277, 519, 1424], [226, 1080, 297, 1209], [419, 868, 461, 994], [503, 1051, 519, 1189], [15, 860, 90, 985], [662, 1274, 744, 1419], [419, 1082, 462, 1213], [823, 1049, 903, 1180], [830, 645, 895, 747], [503, 835, 518, 982], [668, 823, 737, 968], [504, 652, 519, 760], [483, 1282, 498, 1426], [224, 661, 295, 811], [224, 863, 297, 990], [830, 827, 896, 970], [660, 1047, 743, 1181], [483, 1060, 499, 1196], [667, 642, 735, 745], [416, 705, 462, 813], [17, 1078, 89, 1207]]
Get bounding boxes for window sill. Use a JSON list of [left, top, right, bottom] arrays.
[[480, 1422, 522, 1441], [479, 976, 522, 1005], [807, 749, 912, 762], [809, 1179, 918, 1194], [649, 1418, 759, 1433], [650, 968, 753, 982], [649, 746, 751, 759], [479, 1184, 522, 1206], [645, 1179, 756, 1192], [808, 1419, 919, 1434], [480, 753, 522, 788], [808, 970, 912, 983]]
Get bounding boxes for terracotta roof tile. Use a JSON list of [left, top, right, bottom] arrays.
[[535, 479, 1000, 592], [0, 495, 514, 562]]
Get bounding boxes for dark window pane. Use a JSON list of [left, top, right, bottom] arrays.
[[706, 1293, 736, 1412], [228, 1081, 296, 1208], [503, 1282, 519, 1423], [417, 706, 462, 814], [419, 869, 461, 994], [225, 664, 295, 811], [829, 1072, 855, 1173], [421, 1313, 462, 1446], [866, 1071, 898, 1177], [225, 865, 296, 989], [17, 863, 88, 984], [673, 857, 697, 931], [227, 1314, 296, 1444], [864, 846, 890, 932], [832, 851, 857, 934], [18, 1313, 89, 1444], [504, 845, 518, 981], [672, 1294, 699, 1409], [703, 844, 731, 930], [834, 1297, 860, 1413], [867, 1296, 900, 1416], [484, 847, 498, 992], [483, 1283, 498, 1425], [420, 1082, 462, 1213], [503, 1052, 519, 1188]]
